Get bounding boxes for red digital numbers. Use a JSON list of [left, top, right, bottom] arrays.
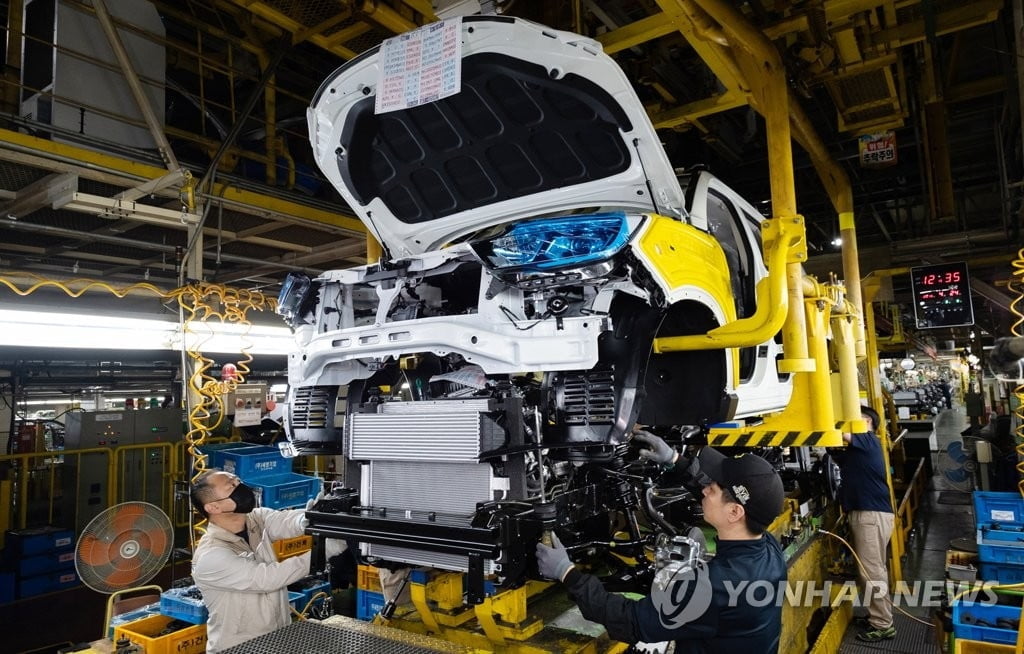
[[919, 269, 962, 288]]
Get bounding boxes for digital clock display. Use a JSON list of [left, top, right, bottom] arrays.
[[910, 262, 973, 328]]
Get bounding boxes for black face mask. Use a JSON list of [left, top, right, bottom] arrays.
[[228, 483, 258, 514]]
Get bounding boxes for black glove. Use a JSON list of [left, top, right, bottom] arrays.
[[633, 430, 677, 466], [535, 533, 574, 581]]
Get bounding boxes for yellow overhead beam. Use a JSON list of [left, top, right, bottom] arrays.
[[654, 0, 750, 96], [762, 14, 810, 40], [225, 0, 361, 59], [359, 0, 422, 35], [400, 0, 437, 20], [871, 0, 1003, 48], [0, 127, 365, 236], [596, 13, 678, 53], [292, 10, 352, 46], [323, 22, 373, 48], [649, 91, 747, 129], [825, 0, 892, 24]]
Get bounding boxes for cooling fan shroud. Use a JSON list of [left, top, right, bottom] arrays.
[[75, 501, 174, 593]]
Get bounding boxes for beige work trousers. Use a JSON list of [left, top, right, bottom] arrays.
[[849, 510, 895, 629]]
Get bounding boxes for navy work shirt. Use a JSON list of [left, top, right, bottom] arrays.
[[835, 431, 893, 513], [563, 533, 787, 653]]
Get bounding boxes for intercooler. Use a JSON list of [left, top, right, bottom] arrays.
[[347, 399, 504, 572]]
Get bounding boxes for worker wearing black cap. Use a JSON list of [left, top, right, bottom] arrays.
[[830, 405, 896, 642], [536, 432, 787, 653]]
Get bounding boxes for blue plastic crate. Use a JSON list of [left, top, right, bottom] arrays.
[[356, 589, 385, 621], [975, 492, 1024, 529], [288, 577, 330, 613], [978, 525, 1024, 545], [252, 473, 321, 509], [194, 441, 252, 469], [977, 529, 1024, 565], [953, 600, 1022, 645], [14, 549, 75, 577], [160, 586, 208, 625], [0, 572, 14, 604], [17, 569, 78, 598], [288, 591, 304, 612], [5, 526, 74, 557], [979, 562, 1024, 585], [220, 446, 291, 479]]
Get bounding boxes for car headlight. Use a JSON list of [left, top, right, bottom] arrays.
[[276, 272, 315, 327], [472, 212, 632, 273]]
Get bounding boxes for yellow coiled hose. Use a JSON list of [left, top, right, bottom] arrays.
[[1010, 249, 1024, 498], [0, 272, 276, 543]]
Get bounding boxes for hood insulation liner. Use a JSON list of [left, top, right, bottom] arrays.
[[336, 53, 634, 225]]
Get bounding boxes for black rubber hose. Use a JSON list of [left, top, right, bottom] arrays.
[[643, 486, 678, 536]]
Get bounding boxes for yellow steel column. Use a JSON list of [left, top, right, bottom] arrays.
[[804, 294, 837, 429], [839, 210, 866, 359], [788, 99, 862, 361], [831, 309, 862, 432], [861, 276, 904, 581], [692, 0, 809, 366]]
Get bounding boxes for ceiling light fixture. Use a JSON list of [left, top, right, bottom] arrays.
[[0, 309, 294, 355]]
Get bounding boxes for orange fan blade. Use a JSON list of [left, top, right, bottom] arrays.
[[141, 527, 168, 558], [112, 504, 146, 533], [106, 568, 143, 588], [77, 534, 111, 568]]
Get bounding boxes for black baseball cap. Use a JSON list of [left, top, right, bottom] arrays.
[[695, 447, 785, 526]]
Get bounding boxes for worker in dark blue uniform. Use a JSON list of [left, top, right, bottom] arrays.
[[831, 405, 896, 641], [536, 434, 787, 653]]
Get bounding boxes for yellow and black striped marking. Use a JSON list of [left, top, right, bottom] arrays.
[[707, 428, 845, 447]]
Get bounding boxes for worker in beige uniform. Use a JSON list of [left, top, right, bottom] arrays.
[[190, 470, 311, 653]]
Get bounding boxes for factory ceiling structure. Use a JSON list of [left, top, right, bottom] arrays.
[[0, 0, 1020, 366]]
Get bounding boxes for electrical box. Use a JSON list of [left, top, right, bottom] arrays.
[[63, 408, 184, 531], [224, 384, 267, 428]]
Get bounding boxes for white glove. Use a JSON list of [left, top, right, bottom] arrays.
[[305, 483, 327, 511], [325, 538, 347, 559]]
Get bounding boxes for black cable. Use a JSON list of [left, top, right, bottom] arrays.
[[499, 305, 549, 331]]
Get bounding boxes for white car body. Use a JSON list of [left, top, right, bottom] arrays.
[[287, 16, 791, 576]]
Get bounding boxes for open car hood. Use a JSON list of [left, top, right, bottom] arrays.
[[308, 16, 685, 258]]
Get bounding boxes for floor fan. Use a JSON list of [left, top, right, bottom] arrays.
[[75, 502, 174, 636]]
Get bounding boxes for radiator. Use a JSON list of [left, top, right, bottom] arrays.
[[351, 400, 503, 571], [348, 399, 492, 462]]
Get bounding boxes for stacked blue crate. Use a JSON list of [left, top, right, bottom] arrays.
[[288, 577, 330, 615], [356, 589, 386, 620], [3, 526, 78, 599], [218, 445, 321, 509], [969, 491, 1024, 644], [0, 571, 14, 604], [194, 441, 254, 470], [975, 492, 1024, 570], [160, 586, 209, 624], [953, 600, 1022, 645]]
